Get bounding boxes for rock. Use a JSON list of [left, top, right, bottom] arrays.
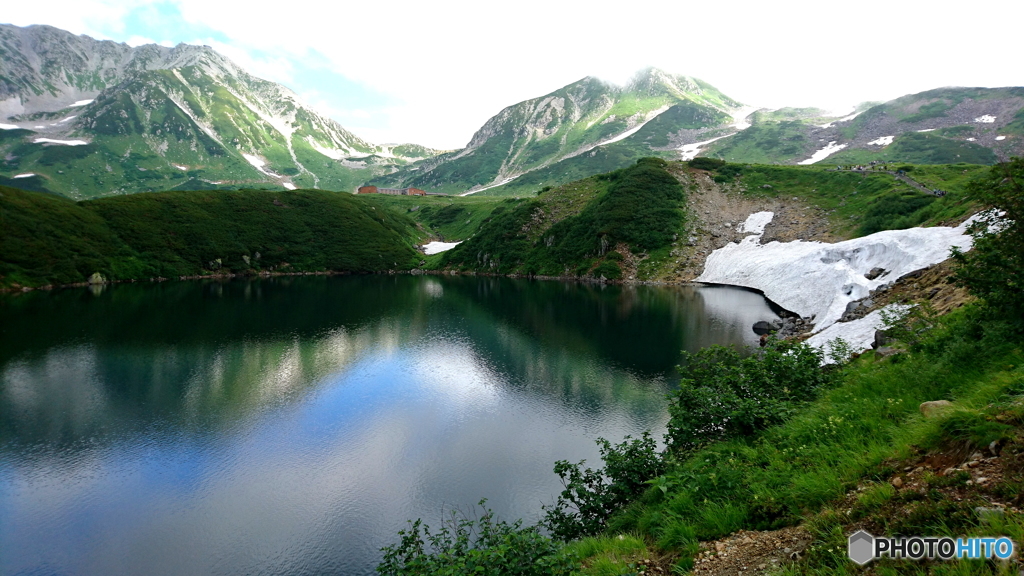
[[875, 346, 902, 358], [872, 330, 889, 349], [865, 267, 886, 280], [919, 400, 954, 418], [753, 320, 779, 335], [88, 272, 105, 284], [928, 287, 941, 299], [891, 477, 904, 488], [242, 255, 251, 266], [976, 507, 1004, 524], [989, 439, 1003, 456]]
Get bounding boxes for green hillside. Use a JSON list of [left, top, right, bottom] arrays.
[[437, 158, 685, 279], [0, 186, 421, 289]]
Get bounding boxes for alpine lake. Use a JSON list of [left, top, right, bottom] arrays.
[[0, 274, 778, 575]]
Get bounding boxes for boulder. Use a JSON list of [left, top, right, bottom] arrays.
[[875, 346, 902, 358], [865, 267, 886, 280], [752, 320, 781, 335], [919, 400, 954, 418], [88, 272, 105, 285], [872, 330, 889, 349]]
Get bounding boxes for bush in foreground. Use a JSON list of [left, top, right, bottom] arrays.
[[377, 501, 576, 576]]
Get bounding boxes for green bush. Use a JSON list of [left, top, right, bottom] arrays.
[[665, 339, 834, 453], [688, 157, 726, 171], [377, 500, 577, 576], [541, 432, 665, 541], [953, 157, 1024, 330]]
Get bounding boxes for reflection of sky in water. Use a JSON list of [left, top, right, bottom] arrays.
[[0, 277, 777, 576]]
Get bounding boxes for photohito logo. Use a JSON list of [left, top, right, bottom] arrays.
[[847, 530, 1016, 565]]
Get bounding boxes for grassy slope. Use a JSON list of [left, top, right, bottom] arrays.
[[437, 159, 683, 279], [708, 164, 981, 235], [356, 194, 507, 242], [0, 186, 421, 288], [570, 305, 1024, 575]]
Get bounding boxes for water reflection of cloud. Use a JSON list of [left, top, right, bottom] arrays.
[[408, 339, 502, 410], [1, 345, 110, 435]]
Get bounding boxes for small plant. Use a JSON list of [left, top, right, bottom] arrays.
[[377, 500, 577, 576], [542, 432, 665, 541]]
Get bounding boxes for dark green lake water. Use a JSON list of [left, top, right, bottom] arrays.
[[0, 275, 776, 575]]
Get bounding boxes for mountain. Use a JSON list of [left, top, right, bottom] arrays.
[[0, 24, 439, 198], [699, 87, 1024, 166], [368, 68, 745, 195]]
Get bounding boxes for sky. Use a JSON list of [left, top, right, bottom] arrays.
[[5, 0, 1022, 150]]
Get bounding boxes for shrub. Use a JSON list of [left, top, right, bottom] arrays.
[[377, 500, 576, 576], [952, 157, 1024, 330], [665, 339, 833, 453], [542, 432, 665, 541], [688, 157, 726, 171]]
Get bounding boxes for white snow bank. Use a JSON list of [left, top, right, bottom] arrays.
[[461, 177, 516, 196], [679, 134, 732, 160], [12, 173, 36, 178], [805, 304, 909, 363], [59, 115, 76, 123], [598, 106, 670, 147], [739, 211, 774, 234], [917, 128, 936, 133], [0, 123, 19, 130], [283, 182, 296, 190], [798, 141, 847, 165], [422, 241, 461, 255], [867, 136, 894, 146], [33, 138, 88, 146], [69, 99, 94, 107], [974, 115, 996, 123], [996, 135, 1006, 141], [242, 153, 282, 178], [173, 164, 188, 171], [697, 212, 977, 331]]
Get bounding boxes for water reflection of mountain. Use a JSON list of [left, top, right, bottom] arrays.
[[0, 276, 774, 445]]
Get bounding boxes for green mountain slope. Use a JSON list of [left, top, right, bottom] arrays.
[[0, 24, 440, 198], [0, 186, 420, 288], [370, 69, 738, 195], [702, 87, 1023, 166]]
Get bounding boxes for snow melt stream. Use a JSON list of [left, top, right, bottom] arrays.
[[697, 211, 976, 332]]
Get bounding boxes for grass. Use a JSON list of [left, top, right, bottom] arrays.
[[356, 194, 508, 241], [568, 305, 1024, 575], [438, 158, 684, 278], [0, 186, 421, 288], [701, 163, 982, 235]]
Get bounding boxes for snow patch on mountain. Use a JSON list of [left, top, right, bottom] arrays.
[[798, 141, 847, 165], [422, 241, 462, 255], [697, 211, 976, 331], [868, 136, 894, 146], [68, 99, 94, 107], [13, 173, 36, 178], [597, 105, 670, 146], [33, 137, 88, 146], [242, 153, 282, 178], [0, 123, 18, 130], [975, 115, 996, 123], [996, 135, 1006, 141]]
